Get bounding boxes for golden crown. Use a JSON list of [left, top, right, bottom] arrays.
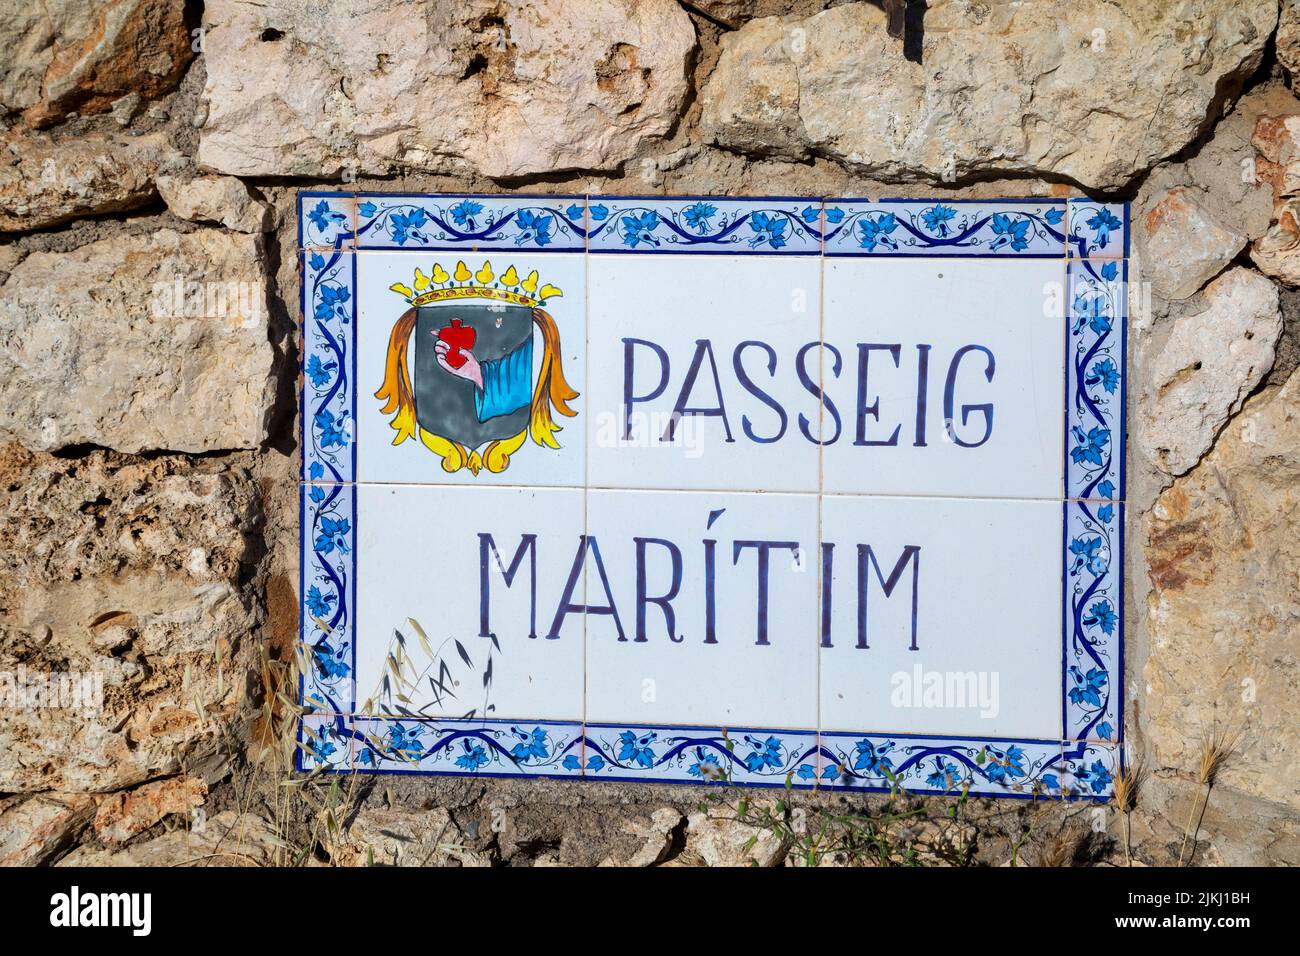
[[389, 260, 563, 309]]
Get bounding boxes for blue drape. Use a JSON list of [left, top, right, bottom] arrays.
[[474, 338, 533, 422]]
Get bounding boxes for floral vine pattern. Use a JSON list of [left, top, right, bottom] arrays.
[[301, 483, 354, 716], [298, 717, 1119, 800], [1066, 263, 1124, 503], [1060, 741, 1119, 796], [299, 716, 584, 778], [586, 198, 822, 253], [1062, 199, 1125, 750], [578, 725, 819, 785], [295, 191, 1126, 799], [1066, 308, 1128, 749], [300, 194, 355, 248], [1066, 200, 1128, 259], [301, 250, 355, 484], [823, 200, 1066, 256], [816, 735, 1069, 797], [354, 195, 587, 251], [1065, 256, 1124, 502]]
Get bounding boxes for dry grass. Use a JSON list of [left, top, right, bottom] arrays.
[[1110, 748, 1146, 866], [202, 640, 369, 866], [1178, 721, 1242, 866]]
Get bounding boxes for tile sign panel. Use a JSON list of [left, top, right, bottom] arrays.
[[298, 193, 1127, 799]]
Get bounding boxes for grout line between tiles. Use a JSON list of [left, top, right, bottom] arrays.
[[582, 192, 591, 757], [312, 480, 1121, 505], [816, 198, 826, 759]]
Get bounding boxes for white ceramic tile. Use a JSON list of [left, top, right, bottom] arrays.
[[821, 257, 1065, 499], [1060, 740, 1119, 799], [819, 494, 1062, 740], [586, 254, 822, 492], [1067, 199, 1128, 258], [351, 484, 585, 722], [584, 489, 820, 729], [355, 251, 585, 487], [299, 192, 355, 249]]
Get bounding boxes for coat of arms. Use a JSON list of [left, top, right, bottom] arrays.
[[375, 260, 578, 474]]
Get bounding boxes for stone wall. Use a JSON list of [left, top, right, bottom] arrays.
[[1, 0, 1297, 867]]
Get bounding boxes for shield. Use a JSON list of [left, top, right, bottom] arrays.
[[375, 259, 578, 475], [414, 300, 534, 449]]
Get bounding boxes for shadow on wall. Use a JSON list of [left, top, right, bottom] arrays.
[[879, 0, 928, 63]]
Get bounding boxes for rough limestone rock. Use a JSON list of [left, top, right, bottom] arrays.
[[684, 804, 786, 867], [701, 1, 1276, 191], [1254, 114, 1300, 197], [0, 794, 96, 866], [1279, 1, 1300, 78], [59, 811, 284, 866], [93, 775, 208, 844], [1145, 371, 1300, 812], [0, 0, 193, 127], [1133, 84, 1288, 307], [0, 7, 57, 117], [1249, 110, 1300, 286], [1138, 188, 1246, 301], [198, 0, 696, 180], [1140, 268, 1281, 476], [688, 1, 787, 28], [156, 174, 273, 233], [330, 806, 490, 867], [0, 228, 275, 454], [0, 131, 172, 233], [0, 245, 23, 282], [1250, 205, 1300, 286], [598, 807, 684, 866], [0, 444, 260, 793]]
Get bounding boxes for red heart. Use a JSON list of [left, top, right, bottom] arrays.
[[437, 319, 476, 370]]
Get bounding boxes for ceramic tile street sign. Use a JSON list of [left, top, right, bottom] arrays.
[[299, 193, 1126, 798]]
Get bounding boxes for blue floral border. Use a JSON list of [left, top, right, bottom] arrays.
[[823, 199, 1066, 257], [299, 193, 355, 249], [299, 715, 585, 778], [820, 734, 1075, 798], [586, 197, 822, 254], [300, 482, 355, 717], [1060, 741, 1121, 797], [1061, 243, 1124, 748], [1063, 495, 1122, 744], [298, 717, 1119, 799], [1067, 200, 1129, 259], [355, 194, 587, 251], [297, 192, 1129, 259], [1066, 259, 1125, 501], [579, 724, 819, 786], [296, 190, 1126, 798], [301, 250, 355, 485]]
